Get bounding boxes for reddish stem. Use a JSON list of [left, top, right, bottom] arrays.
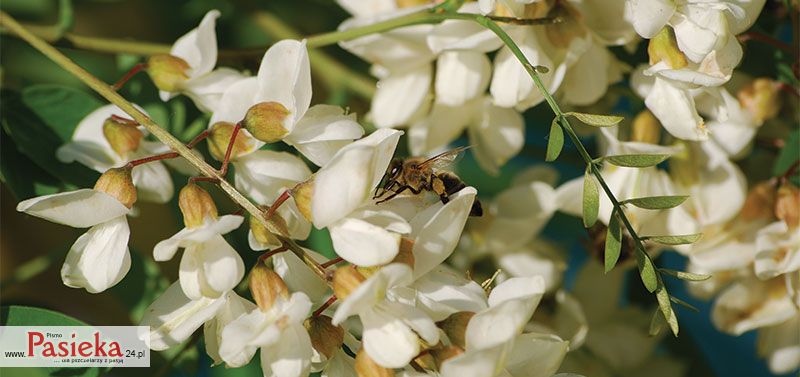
[[777, 82, 800, 98], [739, 32, 797, 56], [127, 152, 179, 167], [320, 257, 344, 269], [313, 295, 338, 317], [779, 160, 800, 184], [265, 190, 291, 221], [189, 176, 220, 184], [112, 62, 148, 91], [218, 122, 241, 177], [258, 246, 288, 262], [186, 130, 210, 149]]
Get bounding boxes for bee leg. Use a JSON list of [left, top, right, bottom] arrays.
[[374, 180, 397, 199], [376, 185, 409, 204], [431, 176, 450, 204]]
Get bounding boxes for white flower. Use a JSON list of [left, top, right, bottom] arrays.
[[161, 10, 245, 112], [305, 129, 405, 266], [758, 316, 800, 375], [409, 96, 524, 174], [212, 40, 363, 167], [711, 276, 798, 336], [139, 281, 256, 365], [332, 263, 440, 368], [153, 214, 245, 299], [56, 104, 174, 203], [695, 87, 761, 158], [754, 220, 800, 280], [17, 189, 132, 293], [439, 276, 569, 377], [219, 292, 314, 376]]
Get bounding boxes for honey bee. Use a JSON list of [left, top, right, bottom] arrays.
[[373, 146, 483, 216]]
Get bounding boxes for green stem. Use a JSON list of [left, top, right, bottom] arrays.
[[473, 15, 675, 332]]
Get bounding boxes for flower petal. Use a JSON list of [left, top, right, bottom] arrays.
[[140, 281, 226, 350], [179, 235, 245, 299], [61, 216, 131, 293], [361, 307, 419, 368], [131, 160, 173, 203], [332, 263, 413, 325], [371, 64, 432, 128], [233, 150, 312, 205], [17, 189, 130, 228], [183, 67, 247, 113], [468, 98, 525, 175], [256, 39, 312, 129], [171, 10, 220, 77], [504, 332, 569, 377], [645, 77, 708, 141], [435, 51, 491, 107], [260, 323, 314, 377], [285, 104, 364, 167]]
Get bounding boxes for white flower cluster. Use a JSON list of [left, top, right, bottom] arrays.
[[14, 9, 576, 377], [11, 0, 794, 375]]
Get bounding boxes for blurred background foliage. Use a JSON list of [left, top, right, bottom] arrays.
[[0, 0, 797, 376]]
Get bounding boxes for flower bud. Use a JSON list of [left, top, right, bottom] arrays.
[[392, 238, 415, 267], [207, 122, 257, 161], [94, 166, 137, 208], [648, 27, 688, 69], [332, 265, 366, 301], [242, 102, 290, 143], [437, 311, 474, 349], [304, 315, 344, 360], [741, 181, 776, 221], [355, 349, 395, 377], [102, 117, 143, 157], [250, 211, 289, 248], [250, 262, 289, 311], [775, 183, 799, 228], [178, 183, 218, 228], [631, 110, 661, 144], [292, 179, 314, 222], [431, 345, 464, 370], [146, 54, 190, 92], [545, 3, 586, 49], [737, 78, 782, 124]]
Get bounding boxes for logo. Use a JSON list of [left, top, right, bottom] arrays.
[[0, 326, 150, 367]]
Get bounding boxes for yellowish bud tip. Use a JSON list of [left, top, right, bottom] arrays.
[[102, 117, 143, 157], [250, 211, 287, 247], [648, 27, 688, 69], [392, 238, 416, 267], [94, 166, 137, 208], [146, 54, 190, 92], [737, 78, 782, 124], [178, 183, 218, 228], [355, 349, 395, 377], [631, 110, 662, 144], [249, 262, 289, 311], [304, 315, 345, 359], [208, 121, 256, 161], [437, 311, 474, 349], [394, 0, 430, 8], [292, 180, 314, 222], [431, 345, 465, 370], [332, 265, 366, 301], [242, 102, 290, 143], [775, 183, 799, 228], [741, 181, 777, 221]]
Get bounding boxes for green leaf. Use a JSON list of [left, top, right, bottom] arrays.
[[659, 268, 711, 281], [20, 84, 102, 142], [545, 118, 564, 162], [656, 288, 679, 336], [108, 249, 170, 323], [669, 295, 699, 312], [636, 248, 658, 292], [643, 233, 703, 245], [604, 154, 670, 168], [1, 306, 101, 377], [623, 195, 688, 210], [2, 90, 100, 188], [0, 127, 62, 199], [649, 308, 666, 336], [566, 112, 624, 127], [582, 169, 599, 228], [604, 209, 622, 273]]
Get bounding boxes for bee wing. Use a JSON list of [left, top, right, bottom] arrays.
[[418, 146, 471, 171]]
